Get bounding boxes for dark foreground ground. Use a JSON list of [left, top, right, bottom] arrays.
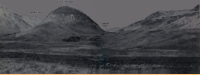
[[0, 41, 200, 74], [0, 51, 200, 74]]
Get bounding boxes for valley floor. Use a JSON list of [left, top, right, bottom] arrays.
[[0, 58, 200, 74], [0, 58, 92, 74]]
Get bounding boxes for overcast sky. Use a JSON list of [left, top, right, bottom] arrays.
[[0, 0, 199, 29]]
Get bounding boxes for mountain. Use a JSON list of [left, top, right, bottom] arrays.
[[122, 5, 200, 31], [17, 6, 104, 42], [0, 5, 31, 35], [103, 5, 200, 50], [20, 15, 41, 27]]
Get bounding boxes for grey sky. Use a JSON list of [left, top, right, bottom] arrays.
[[0, 0, 200, 29]]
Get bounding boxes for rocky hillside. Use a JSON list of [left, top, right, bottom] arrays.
[[103, 5, 200, 50]]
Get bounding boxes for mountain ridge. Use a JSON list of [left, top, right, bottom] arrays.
[[103, 5, 200, 50], [0, 5, 32, 35], [17, 6, 104, 42]]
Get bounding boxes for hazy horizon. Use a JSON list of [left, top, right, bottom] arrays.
[[0, 0, 200, 29]]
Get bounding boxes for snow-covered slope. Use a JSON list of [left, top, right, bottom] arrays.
[[0, 5, 31, 35], [17, 6, 104, 42], [104, 5, 200, 50]]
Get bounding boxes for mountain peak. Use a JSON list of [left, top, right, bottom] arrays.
[[0, 5, 8, 11], [192, 5, 199, 11], [0, 5, 11, 17], [51, 6, 81, 15], [18, 5, 104, 41], [0, 5, 10, 11], [0, 5, 6, 8], [56, 6, 75, 10]]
